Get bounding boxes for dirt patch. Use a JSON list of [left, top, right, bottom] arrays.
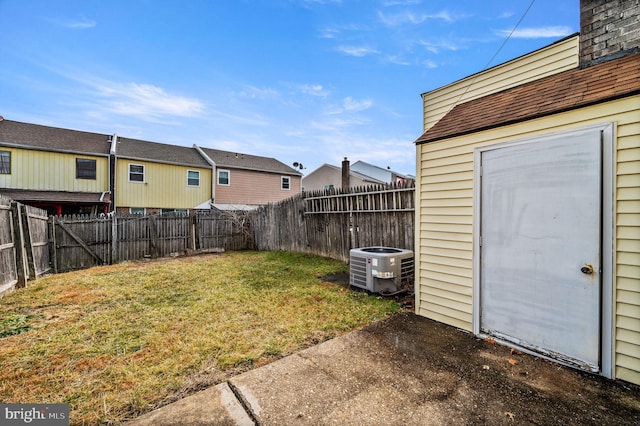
[[364, 313, 640, 425]]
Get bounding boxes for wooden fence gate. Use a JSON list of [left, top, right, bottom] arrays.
[[0, 196, 50, 296], [0, 195, 17, 294]]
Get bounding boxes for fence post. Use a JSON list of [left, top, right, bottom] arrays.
[[111, 215, 118, 265], [10, 202, 28, 288], [350, 212, 358, 250], [190, 211, 197, 251], [20, 205, 37, 279], [49, 216, 58, 274], [149, 215, 158, 258]]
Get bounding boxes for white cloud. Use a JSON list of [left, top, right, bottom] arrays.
[[383, 0, 421, 6], [294, 0, 342, 6], [58, 18, 96, 29], [310, 116, 369, 131], [422, 60, 438, 69], [237, 85, 278, 99], [495, 26, 573, 39], [319, 27, 340, 39], [418, 40, 461, 54], [343, 97, 373, 112], [207, 108, 269, 127], [336, 45, 379, 57], [387, 55, 411, 66], [325, 97, 373, 115], [94, 81, 204, 120], [300, 84, 330, 97], [498, 11, 515, 19], [377, 9, 465, 26]]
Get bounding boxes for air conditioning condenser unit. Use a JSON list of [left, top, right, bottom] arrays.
[[349, 247, 414, 294]]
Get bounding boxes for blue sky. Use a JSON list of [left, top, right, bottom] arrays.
[[0, 0, 578, 176]]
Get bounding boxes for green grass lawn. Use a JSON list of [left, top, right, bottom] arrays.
[[0, 251, 399, 424]]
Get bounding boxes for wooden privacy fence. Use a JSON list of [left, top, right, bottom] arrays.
[[250, 182, 415, 263], [1, 183, 412, 287], [0, 196, 50, 296], [51, 212, 249, 273]]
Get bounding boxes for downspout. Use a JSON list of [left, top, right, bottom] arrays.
[[109, 134, 118, 213], [193, 144, 216, 207]]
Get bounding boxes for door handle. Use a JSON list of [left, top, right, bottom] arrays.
[[581, 264, 594, 275]]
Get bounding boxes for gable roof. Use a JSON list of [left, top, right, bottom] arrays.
[[116, 137, 210, 168], [351, 160, 408, 180], [0, 119, 111, 155], [199, 147, 302, 176], [302, 163, 385, 184], [415, 52, 640, 144]]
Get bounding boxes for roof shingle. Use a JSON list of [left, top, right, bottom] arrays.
[[200, 147, 301, 176], [0, 119, 302, 174], [0, 120, 111, 155], [116, 137, 210, 167], [415, 52, 640, 144]]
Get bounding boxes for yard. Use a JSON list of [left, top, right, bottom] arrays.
[[0, 251, 400, 424]]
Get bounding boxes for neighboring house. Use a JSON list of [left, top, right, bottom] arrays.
[[414, 0, 640, 386], [302, 158, 411, 192], [197, 147, 302, 210], [0, 118, 112, 216], [113, 137, 212, 215], [350, 160, 412, 186], [302, 161, 383, 192], [0, 119, 300, 215]]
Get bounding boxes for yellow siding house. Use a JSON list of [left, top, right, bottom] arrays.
[[113, 137, 212, 214], [0, 119, 111, 216]]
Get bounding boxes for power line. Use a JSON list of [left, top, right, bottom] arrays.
[[444, 0, 537, 116]]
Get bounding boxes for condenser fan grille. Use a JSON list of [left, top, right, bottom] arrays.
[[350, 255, 368, 288]]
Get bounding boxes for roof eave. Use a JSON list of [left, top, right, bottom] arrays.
[[415, 90, 640, 145], [0, 141, 110, 157]]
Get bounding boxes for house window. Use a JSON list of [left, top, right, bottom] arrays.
[[162, 209, 188, 216], [218, 169, 230, 186], [0, 151, 10, 174], [130, 207, 145, 215], [324, 184, 334, 190], [281, 176, 291, 190], [76, 158, 96, 179], [129, 164, 144, 182], [187, 170, 200, 187]]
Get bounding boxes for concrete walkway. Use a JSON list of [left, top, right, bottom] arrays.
[[128, 313, 640, 425]]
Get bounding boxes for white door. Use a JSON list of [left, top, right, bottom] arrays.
[[480, 129, 602, 371]]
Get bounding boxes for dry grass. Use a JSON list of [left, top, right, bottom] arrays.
[[0, 251, 399, 425]]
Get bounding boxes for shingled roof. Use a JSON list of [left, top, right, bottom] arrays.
[[0, 119, 301, 174], [415, 52, 640, 144], [199, 147, 302, 176], [115, 137, 210, 168], [0, 119, 111, 155]]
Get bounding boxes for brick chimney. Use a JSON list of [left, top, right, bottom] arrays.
[[579, 0, 640, 67], [341, 157, 350, 189]]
